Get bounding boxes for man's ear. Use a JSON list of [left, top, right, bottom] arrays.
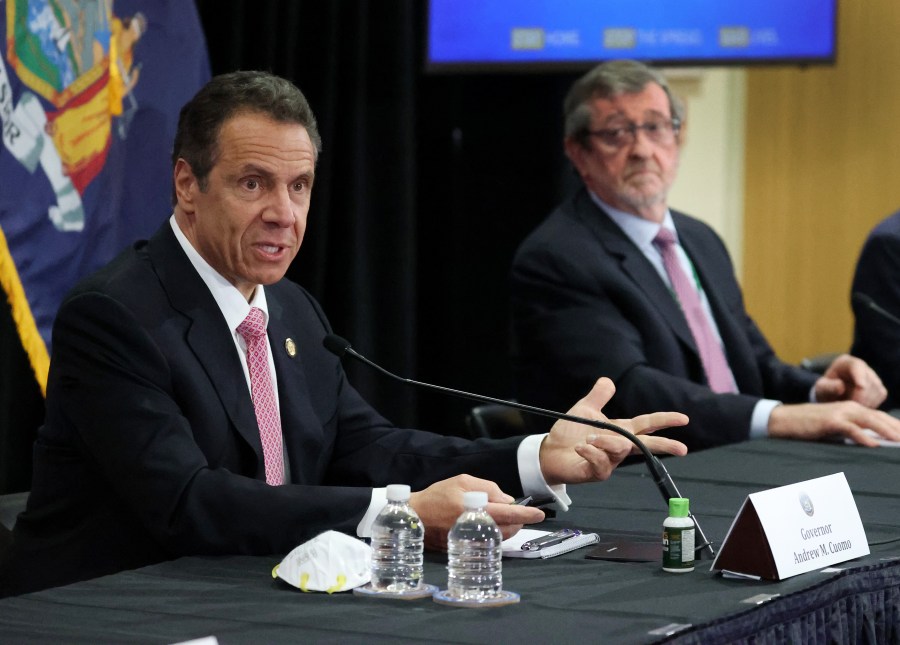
[[563, 137, 590, 180], [173, 159, 198, 213], [675, 118, 686, 148]]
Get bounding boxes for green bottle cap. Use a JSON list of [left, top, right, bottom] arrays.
[[668, 497, 690, 517]]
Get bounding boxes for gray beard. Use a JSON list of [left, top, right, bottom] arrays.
[[620, 186, 669, 213]]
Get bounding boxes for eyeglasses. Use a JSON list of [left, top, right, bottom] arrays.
[[586, 118, 681, 149]]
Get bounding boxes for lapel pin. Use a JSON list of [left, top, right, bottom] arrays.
[[284, 338, 297, 358]]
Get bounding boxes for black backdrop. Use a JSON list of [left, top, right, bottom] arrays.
[[0, 0, 581, 493]]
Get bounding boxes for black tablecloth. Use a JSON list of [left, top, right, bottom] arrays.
[[2, 439, 899, 644]]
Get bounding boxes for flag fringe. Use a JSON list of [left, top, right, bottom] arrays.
[[0, 225, 49, 395]]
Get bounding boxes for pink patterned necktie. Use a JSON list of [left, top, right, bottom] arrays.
[[653, 228, 735, 393], [236, 307, 285, 485]]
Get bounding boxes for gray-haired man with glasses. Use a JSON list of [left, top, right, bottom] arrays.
[[511, 59, 900, 451]]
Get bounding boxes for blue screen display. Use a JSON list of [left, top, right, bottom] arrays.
[[427, 0, 837, 70]]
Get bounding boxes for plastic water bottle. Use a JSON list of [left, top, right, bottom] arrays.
[[369, 484, 425, 592], [446, 491, 503, 600]]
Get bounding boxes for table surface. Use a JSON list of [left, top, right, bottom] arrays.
[[2, 438, 899, 644]]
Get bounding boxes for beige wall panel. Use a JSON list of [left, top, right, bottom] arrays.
[[743, 0, 900, 363]]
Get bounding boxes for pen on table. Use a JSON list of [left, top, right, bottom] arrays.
[[512, 495, 555, 507], [521, 528, 581, 551]]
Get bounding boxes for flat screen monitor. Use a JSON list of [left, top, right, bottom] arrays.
[[426, 0, 838, 72]]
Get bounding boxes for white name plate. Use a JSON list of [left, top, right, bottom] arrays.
[[712, 472, 869, 580]]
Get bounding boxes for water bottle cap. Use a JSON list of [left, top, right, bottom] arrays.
[[386, 484, 411, 502], [668, 497, 690, 517], [462, 491, 489, 509]]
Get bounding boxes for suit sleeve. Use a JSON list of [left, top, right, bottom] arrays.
[[284, 283, 524, 494], [851, 225, 900, 410]]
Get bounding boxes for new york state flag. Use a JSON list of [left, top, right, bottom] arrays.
[[0, 0, 210, 392]]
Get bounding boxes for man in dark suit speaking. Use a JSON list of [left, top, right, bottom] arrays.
[[0, 71, 689, 596], [511, 60, 900, 451]]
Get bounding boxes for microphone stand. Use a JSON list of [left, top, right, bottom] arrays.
[[853, 292, 900, 328], [324, 334, 716, 559]]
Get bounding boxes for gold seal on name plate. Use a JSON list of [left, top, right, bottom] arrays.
[[284, 338, 297, 357]]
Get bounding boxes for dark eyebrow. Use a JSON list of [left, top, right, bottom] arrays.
[[238, 163, 276, 180], [600, 109, 670, 126], [599, 111, 627, 126], [294, 170, 315, 184], [642, 109, 670, 120]]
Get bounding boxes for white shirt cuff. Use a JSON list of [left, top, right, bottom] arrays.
[[752, 399, 782, 439], [359, 434, 574, 535], [517, 433, 570, 512], [356, 488, 388, 538]]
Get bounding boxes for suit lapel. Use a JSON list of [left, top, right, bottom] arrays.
[[574, 193, 700, 356], [265, 291, 320, 482], [147, 225, 265, 465], [678, 226, 763, 394]]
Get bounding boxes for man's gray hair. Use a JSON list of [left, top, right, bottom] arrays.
[[564, 60, 685, 146]]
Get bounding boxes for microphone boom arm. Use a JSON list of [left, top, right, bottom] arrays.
[[325, 334, 716, 558]]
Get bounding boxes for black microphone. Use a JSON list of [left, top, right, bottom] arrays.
[[853, 292, 900, 328], [323, 333, 716, 558]]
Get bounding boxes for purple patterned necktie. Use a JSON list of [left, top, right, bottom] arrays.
[[653, 228, 735, 393], [237, 307, 285, 485]]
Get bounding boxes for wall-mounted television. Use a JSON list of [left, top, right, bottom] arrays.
[[426, 0, 838, 72]]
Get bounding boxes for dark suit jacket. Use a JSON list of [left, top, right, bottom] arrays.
[[0, 223, 522, 596], [851, 210, 900, 410], [510, 188, 817, 450]]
